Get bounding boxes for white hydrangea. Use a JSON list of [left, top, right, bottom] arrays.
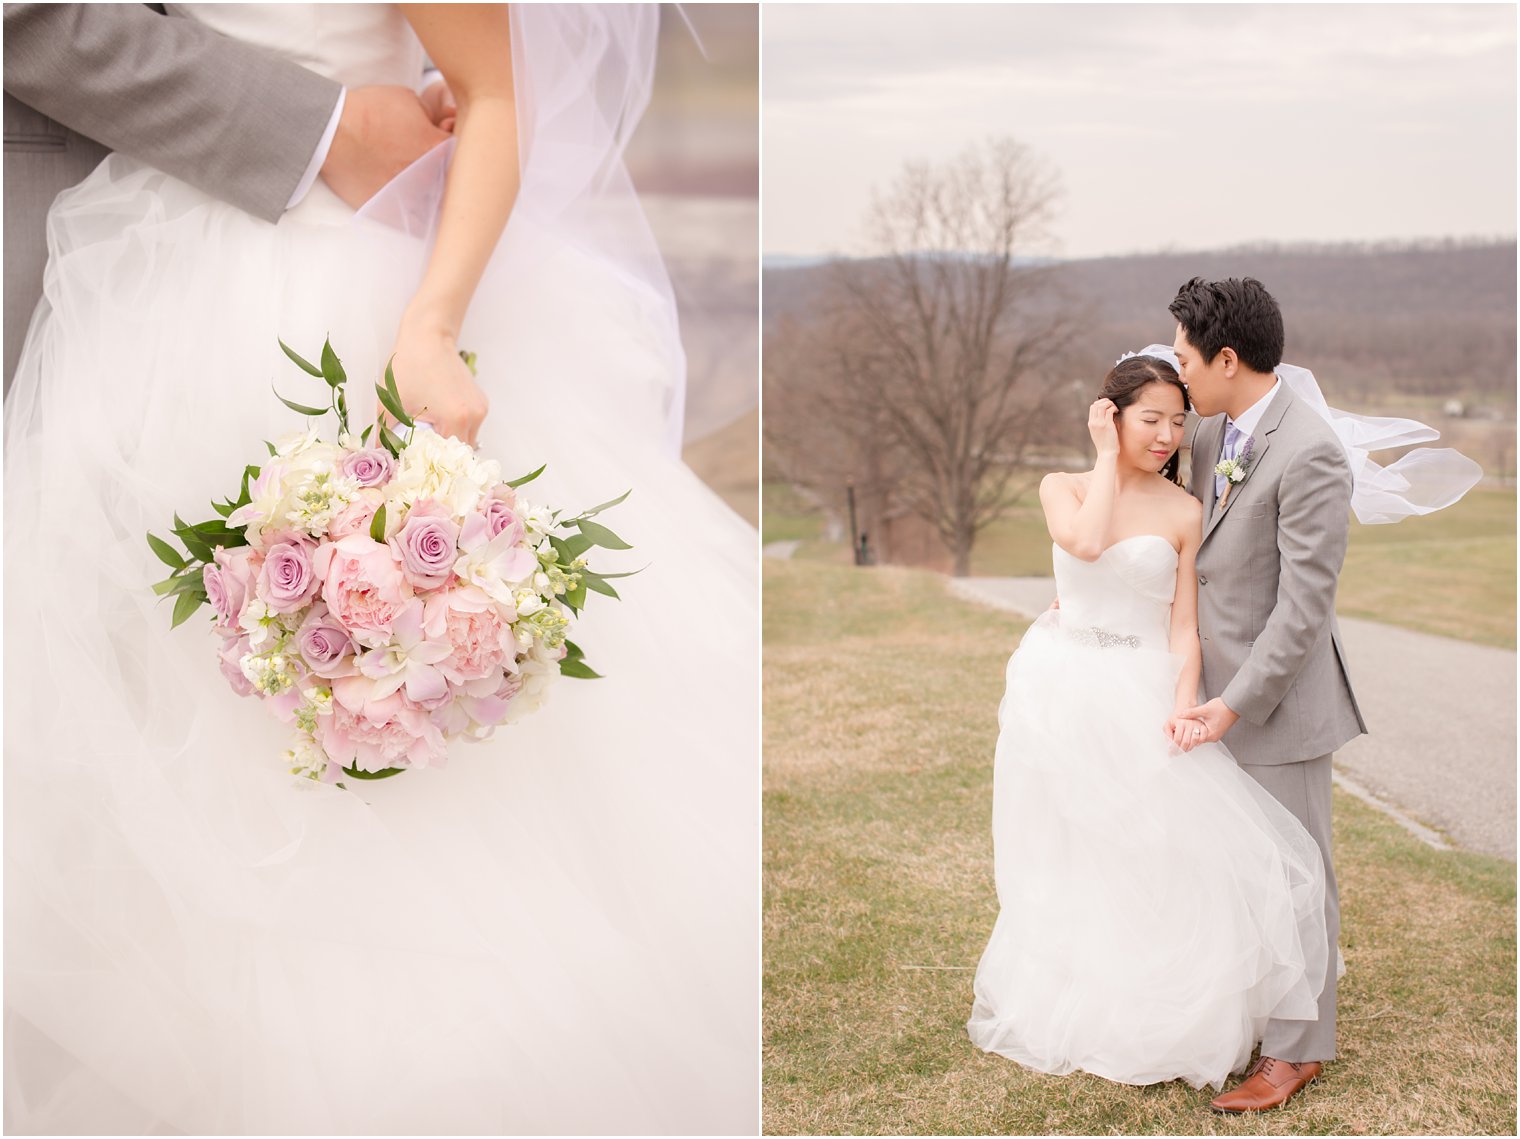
[[385, 429, 502, 520], [503, 641, 564, 723]]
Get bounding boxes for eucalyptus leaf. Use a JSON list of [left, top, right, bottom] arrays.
[[558, 659, 602, 680], [170, 590, 202, 629], [506, 464, 546, 489], [578, 488, 632, 518], [272, 386, 329, 417], [375, 382, 413, 429], [341, 764, 406, 781], [146, 531, 185, 570], [278, 338, 323, 377], [320, 338, 346, 389], [584, 574, 620, 600], [574, 518, 632, 551]]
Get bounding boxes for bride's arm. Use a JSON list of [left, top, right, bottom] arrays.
[[1165, 500, 1206, 750], [1042, 399, 1121, 561], [385, 3, 522, 445]]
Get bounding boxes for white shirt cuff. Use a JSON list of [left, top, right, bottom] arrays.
[[286, 87, 346, 211], [420, 68, 444, 93]]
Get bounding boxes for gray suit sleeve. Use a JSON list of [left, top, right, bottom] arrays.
[[1222, 437, 1354, 723], [2, 3, 341, 223]]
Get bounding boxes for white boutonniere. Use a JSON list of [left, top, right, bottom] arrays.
[[1214, 435, 1255, 508]]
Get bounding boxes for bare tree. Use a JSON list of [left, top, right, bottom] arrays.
[[822, 138, 1081, 575]]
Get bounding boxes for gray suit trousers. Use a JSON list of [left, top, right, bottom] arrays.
[[1240, 753, 1339, 1062]]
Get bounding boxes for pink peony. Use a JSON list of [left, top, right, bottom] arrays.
[[312, 534, 413, 649], [258, 539, 320, 614], [341, 447, 395, 488], [328, 488, 385, 541], [319, 675, 448, 772], [389, 499, 460, 592], [424, 586, 516, 686]]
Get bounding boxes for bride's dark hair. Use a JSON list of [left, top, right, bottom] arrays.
[[1099, 355, 1191, 485]]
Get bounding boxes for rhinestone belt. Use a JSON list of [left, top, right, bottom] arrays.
[[1069, 625, 1142, 650]]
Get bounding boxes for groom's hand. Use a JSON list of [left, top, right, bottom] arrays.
[[1180, 698, 1241, 744], [321, 85, 451, 209]]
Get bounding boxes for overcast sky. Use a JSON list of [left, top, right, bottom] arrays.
[[763, 3, 1517, 259]]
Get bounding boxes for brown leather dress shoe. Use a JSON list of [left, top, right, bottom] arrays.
[[1209, 1056, 1322, 1113]]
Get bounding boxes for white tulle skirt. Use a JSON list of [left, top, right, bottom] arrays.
[[4, 156, 757, 1133], [966, 613, 1327, 1092]]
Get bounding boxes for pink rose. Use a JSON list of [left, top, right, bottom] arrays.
[[319, 676, 448, 772], [296, 604, 358, 679], [389, 500, 460, 592], [480, 492, 525, 545], [435, 668, 522, 735], [258, 539, 320, 614], [328, 488, 384, 541], [216, 631, 253, 696], [312, 534, 412, 648], [206, 546, 259, 628], [341, 448, 395, 488], [424, 586, 516, 686]]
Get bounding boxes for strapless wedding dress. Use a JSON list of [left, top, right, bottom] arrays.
[[966, 536, 1327, 1091], [3, 5, 756, 1133]]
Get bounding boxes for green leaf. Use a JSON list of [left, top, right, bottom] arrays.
[[507, 464, 546, 489], [152, 575, 181, 597], [562, 639, 585, 662], [561, 578, 587, 613], [383, 356, 403, 406], [577, 488, 632, 518], [360, 424, 374, 446], [340, 764, 407, 781], [211, 499, 234, 518], [379, 422, 405, 457], [272, 385, 329, 417], [320, 338, 347, 389], [559, 658, 602, 680], [172, 516, 214, 562], [584, 573, 620, 600], [588, 566, 644, 580], [574, 518, 632, 551], [265, 440, 278, 457], [146, 531, 185, 570], [548, 532, 594, 563], [278, 338, 323, 377], [458, 349, 478, 376], [374, 381, 413, 429], [170, 590, 203, 629], [369, 504, 387, 543]]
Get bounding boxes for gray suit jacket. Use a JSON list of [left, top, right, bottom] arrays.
[[1187, 388, 1368, 766], [3, 2, 341, 389]]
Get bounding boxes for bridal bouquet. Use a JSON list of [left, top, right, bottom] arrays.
[[147, 339, 631, 784]]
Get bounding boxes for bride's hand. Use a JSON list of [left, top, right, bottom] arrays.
[[380, 325, 488, 447], [1087, 398, 1120, 458], [1164, 714, 1208, 753]]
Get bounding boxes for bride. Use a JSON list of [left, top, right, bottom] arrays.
[[965, 353, 1329, 1091], [4, 4, 756, 1134]]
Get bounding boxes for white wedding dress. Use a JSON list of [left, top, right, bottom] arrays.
[[966, 536, 1328, 1092], [3, 5, 756, 1134]]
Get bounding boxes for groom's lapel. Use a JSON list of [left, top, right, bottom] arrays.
[[1202, 386, 1293, 544], [1193, 415, 1225, 526]]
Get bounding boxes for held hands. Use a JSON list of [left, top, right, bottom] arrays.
[[379, 323, 488, 447], [1164, 697, 1241, 753], [1087, 398, 1120, 459], [320, 83, 457, 210]]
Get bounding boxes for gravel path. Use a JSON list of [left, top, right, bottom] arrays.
[[949, 576, 1517, 861]]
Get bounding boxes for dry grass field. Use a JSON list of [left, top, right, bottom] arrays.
[[763, 560, 1516, 1135]]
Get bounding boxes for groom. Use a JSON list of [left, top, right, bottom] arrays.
[[1171, 276, 1367, 1113], [3, 2, 455, 390]]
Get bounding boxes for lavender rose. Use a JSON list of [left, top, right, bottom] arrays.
[[297, 605, 358, 679], [341, 448, 395, 488], [258, 540, 320, 614], [391, 504, 460, 591], [480, 494, 525, 545]]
